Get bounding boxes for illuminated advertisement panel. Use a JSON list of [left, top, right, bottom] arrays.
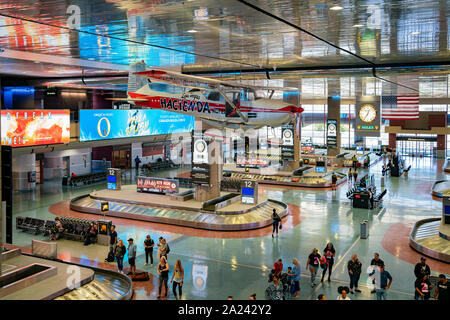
[[1, 110, 70, 147], [137, 176, 179, 194], [79, 109, 194, 141]]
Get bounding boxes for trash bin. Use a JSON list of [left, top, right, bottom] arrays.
[[360, 220, 369, 239]]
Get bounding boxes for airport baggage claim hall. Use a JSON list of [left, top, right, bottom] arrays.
[[0, 0, 449, 302]]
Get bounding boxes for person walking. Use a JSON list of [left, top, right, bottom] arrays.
[[306, 248, 321, 287], [415, 274, 432, 300], [127, 238, 137, 276], [291, 258, 301, 298], [353, 169, 358, 185], [321, 242, 335, 282], [271, 209, 281, 238], [348, 168, 353, 185], [143, 235, 154, 267], [135, 155, 141, 171], [157, 256, 170, 299], [414, 257, 431, 280], [352, 154, 357, 169], [331, 173, 337, 191], [170, 259, 184, 300], [433, 274, 450, 301], [114, 239, 126, 274], [373, 264, 392, 300], [347, 254, 362, 294]]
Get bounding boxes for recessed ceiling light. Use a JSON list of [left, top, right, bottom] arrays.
[[352, 24, 364, 28], [33, 61, 41, 63], [187, 29, 197, 33], [411, 31, 420, 35], [330, 5, 343, 11]]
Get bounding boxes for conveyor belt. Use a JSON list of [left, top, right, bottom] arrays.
[[409, 218, 450, 263], [54, 272, 131, 300], [70, 195, 288, 231]]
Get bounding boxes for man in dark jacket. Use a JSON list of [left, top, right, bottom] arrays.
[[414, 257, 431, 280]]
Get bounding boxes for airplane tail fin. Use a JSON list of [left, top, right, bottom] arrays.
[[128, 60, 148, 93]]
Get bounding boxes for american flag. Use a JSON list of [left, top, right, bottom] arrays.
[[382, 95, 419, 120]]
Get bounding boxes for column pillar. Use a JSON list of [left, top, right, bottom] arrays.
[[12, 153, 36, 191], [437, 135, 446, 159], [131, 143, 143, 168], [388, 133, 396, 149], [283, 84, 301, 171], [327, 97, 341, 157]]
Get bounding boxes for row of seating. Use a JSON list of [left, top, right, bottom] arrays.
[[58, 216, 98, 242], [62, 172, 107, 187], [16, 217, 55, 235], [142, 159, 179, 172], [221, 178, 241, 192]]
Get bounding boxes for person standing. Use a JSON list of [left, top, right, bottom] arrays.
[[415, 274, 433, 300], [109, 225, 117, 256], [347, 254, 362, 294], [433, 274, 450, 301], [374, 264, 392, 300], [353, 169, 358, 185], [370, 253, 384, 293], [170, 259, 184, 300], [348, 168, 353, 185], [321, 242, 335, 282], [271, 209, 281, 238], [157, 256, 170, 299], [352, 155, 357, 169], [135, 155, 141, 171], [306, 248, 321, 287], [291, 258, 301, 298], [143, 235, 154, 267], [414, 257, 431, 280], [127, 238, 137, 276], [114, 239, 126, 274]]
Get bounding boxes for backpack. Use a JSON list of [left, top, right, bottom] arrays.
[[166, 244, 170, 254]]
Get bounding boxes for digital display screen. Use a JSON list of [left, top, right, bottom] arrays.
[[445, 205, 450, 215], [1, 110, 70, 147], [107, 175, 116, 183], [241, 187, 254, 196], [107, 182, 116, 190], [79, 109, 194, 141], [316, 166, 326, 173]]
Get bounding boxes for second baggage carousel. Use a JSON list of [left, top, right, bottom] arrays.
[[70, 185, 288, 231]]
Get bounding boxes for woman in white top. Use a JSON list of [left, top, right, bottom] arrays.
[[337, 286, 351, 300], [171, 259, 184, 300]]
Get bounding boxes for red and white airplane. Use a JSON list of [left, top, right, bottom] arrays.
[[111, 62, 303, 129]]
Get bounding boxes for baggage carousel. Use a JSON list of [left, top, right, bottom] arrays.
[[431, 180, 450, 198], [409, 218, 450, 263], [70, 186, 288, 231]]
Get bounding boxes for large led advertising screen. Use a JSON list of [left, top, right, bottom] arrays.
[[1, 110, 70, 147], [79, 109, 194, 142]]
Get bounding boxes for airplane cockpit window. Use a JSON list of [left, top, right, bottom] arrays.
[[148, 83, 184, 93], [207, 92, 221, 101]]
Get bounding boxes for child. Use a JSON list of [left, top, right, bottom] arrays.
[[286, 267, 294, 295]]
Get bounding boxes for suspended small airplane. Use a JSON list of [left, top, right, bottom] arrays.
[[108, 62, 303, 129]]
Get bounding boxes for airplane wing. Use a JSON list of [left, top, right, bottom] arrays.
[[133, 69, 298, 91]]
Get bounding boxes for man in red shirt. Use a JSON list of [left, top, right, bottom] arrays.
[[274, 259, 283, 276]]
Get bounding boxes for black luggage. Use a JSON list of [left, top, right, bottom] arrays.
[[130, 271, 150, 281], [106, 251, 115, 262]]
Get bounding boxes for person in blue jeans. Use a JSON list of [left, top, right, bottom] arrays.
[[291, 258, 301, 298], [373, 264, 393, 300], [306, 248, 321, 287], [347, 254, 362, 294], [114, 239, 126, 274], [271, 209, 281, 238]]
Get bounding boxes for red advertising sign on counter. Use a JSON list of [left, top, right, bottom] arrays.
[[137, 176, 179, 194], [236, 157, 269, 168], [1, 110, 70, 147]]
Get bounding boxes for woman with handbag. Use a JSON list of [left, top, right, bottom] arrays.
[[347, 254, 362, 294], [321, 242, 336, 282], [271, 209, 281, 238], [114, 239, 126, 274], [306, 248, 321, 287]]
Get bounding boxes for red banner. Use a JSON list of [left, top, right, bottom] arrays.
[[137, 177, 179, 194]]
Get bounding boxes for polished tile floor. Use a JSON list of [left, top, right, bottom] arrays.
[[10, 158, 450, 300]]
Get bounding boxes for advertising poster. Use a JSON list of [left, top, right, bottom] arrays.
[[326, 119, 338, 147], [1, 109, 70, 147], [355, 97, 381, 137], [79, 109, 194, 141], [191, 130, 211, 185], [136, 176, 179, 194], [281, 123, 295, 161]]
